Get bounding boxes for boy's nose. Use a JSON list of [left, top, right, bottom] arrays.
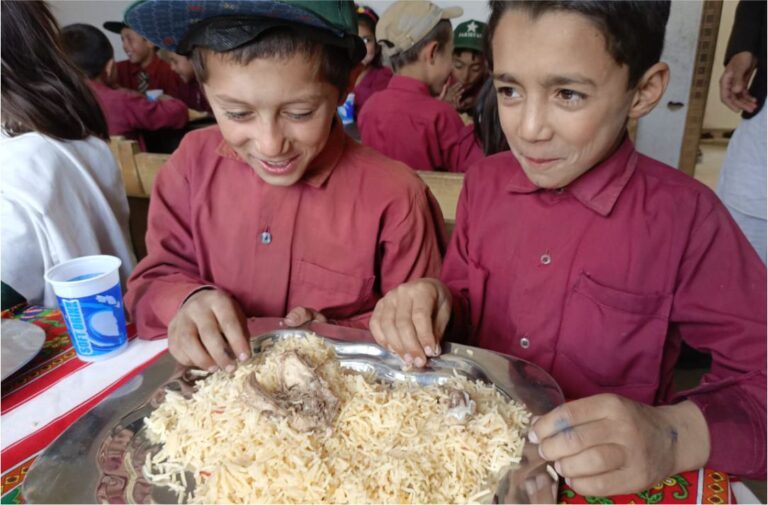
[[518, 100, 551, 143], [255, 122, 286, 158]]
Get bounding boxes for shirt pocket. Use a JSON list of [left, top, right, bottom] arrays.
[[291, 259, 375, 315], [559, 272, 672, 388]]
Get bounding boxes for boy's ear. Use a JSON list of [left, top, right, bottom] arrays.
[[104, 58, 117, 84], [424, 40, 440, 64], [628, 62, 670, 119]]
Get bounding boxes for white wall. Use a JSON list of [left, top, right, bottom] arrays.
[[703, 0, 741, 131], [635, 1, 704, 168], [49, 0, 132, 61], [49, 0, 491, 64]]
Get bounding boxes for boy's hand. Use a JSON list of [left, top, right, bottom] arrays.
[[167, 288, 251, 372], [529, 394, 710, 496], [283, 306, 327, 327], [440, 81, 465, 108], [720, 51, 758, 113], [369, 278, 452, 368]]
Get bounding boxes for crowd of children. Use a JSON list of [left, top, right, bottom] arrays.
[[2, 0, 765, 499]]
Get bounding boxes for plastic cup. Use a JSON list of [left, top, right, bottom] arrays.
[[44, 255, 128, 361], [337, 92, 355, 125], [146, 89, 163, 101]]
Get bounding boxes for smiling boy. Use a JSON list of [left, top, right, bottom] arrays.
[[371, 0, 766, 496], [123, 0, 444, 372]]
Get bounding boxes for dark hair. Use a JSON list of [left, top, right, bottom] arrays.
[[486, 0, 671, 88], [387, 19, 452, 73], [1, 1, 109, 140], [190, 28, 355, 99], [474, 78, 508, 155], [60, 24, 114, 79], [357, 7, 383, 68]]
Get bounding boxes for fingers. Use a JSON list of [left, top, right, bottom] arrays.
[[284, 306, 314, 327], [211, 298, 250, 366], [566, 469, 635, 498], [369, 279, 449, 367], [537, 418, 615, 462], [168, 289, 249, 372], [554, 443, 626, 479], [530, 395, 616, 444]]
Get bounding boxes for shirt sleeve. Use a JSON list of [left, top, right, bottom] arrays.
[[123, 94, 189, 132], [440, 108, 480, 173], [339, 181, 445, 329], [0, 197, 47, 305], [671, 198, 767, 479], [725, 0, 764, 64], [124, 146, 210, 340], [439, 175, 474, 342]]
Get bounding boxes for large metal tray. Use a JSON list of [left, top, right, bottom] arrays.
[[23, 325, 564, 504]]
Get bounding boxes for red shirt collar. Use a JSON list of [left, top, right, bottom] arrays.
[[505, 135, 638, 217], [215, 119, 347, 189]]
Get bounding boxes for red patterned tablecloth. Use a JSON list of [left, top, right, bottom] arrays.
[[0, 305, 737, 504]]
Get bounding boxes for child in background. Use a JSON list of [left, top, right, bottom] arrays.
[[61, 24, 188, 151], [1, 1, 135, 307], [103, 20, 183, 98], [447, 19, 488, 121], [351, 5, 392, 119], [159, 49, 212, 114], [123, 0, 445, 373], [358, 0, 480, 172], [371, 0, 765, 495]]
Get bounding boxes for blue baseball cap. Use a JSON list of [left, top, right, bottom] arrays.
[[124, 0, 365, 62]]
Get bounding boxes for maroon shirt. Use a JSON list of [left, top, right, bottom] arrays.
[[125, 123, 445, 340], [358, 75, 475, 172], [442, 137, 766, 478], [89, 81, 188, 150], [353, 65, 392, 118], [116, 54, 183, 99], [175, 78, 211, 113]]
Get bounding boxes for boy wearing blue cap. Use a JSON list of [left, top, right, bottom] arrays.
[[124, 0, 445, 372]]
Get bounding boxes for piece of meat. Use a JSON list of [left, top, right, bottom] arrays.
[[241, 373, 287, 417], [242, 350, 339, 433], [445, 388, 476, 424]]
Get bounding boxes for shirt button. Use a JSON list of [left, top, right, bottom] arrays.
[[540, 254, 552, 265], [520, 336, 531, 349], [261, 231, 272, 244]]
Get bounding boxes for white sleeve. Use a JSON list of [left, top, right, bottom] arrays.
[[1, 196, 49, 305]]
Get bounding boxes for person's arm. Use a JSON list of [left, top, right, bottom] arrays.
[[124, 144, 250, 370], [294, 179, 447, 333], [720, 0, 763, 113], [440, 107, 478, 172], [123, 93, 188, 131], [529, 195, 767, 493], [1, 197, 46, 305], [670, 200, 766, 478]]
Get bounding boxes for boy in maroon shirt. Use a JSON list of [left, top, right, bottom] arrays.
[[122, 0, 444, 373], [103, 21, 183, 98], [371, 0, 765, 496], [60, 23, 188, 150], [358, 0, 481, 172]]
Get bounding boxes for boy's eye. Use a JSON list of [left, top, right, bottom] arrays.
[[453, 61, 465, 69], [496, 86, 520, 99], [224, 111, 251, 121], [284, 111, 313, 121], [557, 89, 586, 104]]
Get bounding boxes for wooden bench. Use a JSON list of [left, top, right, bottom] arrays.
[[109, 137, 465, 257]]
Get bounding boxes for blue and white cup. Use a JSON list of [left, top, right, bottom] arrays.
[[44, 255, 128, 361], [337, 92, 355, 125]]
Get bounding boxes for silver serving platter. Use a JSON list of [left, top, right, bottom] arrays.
[[23, 326, 564, 504]]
